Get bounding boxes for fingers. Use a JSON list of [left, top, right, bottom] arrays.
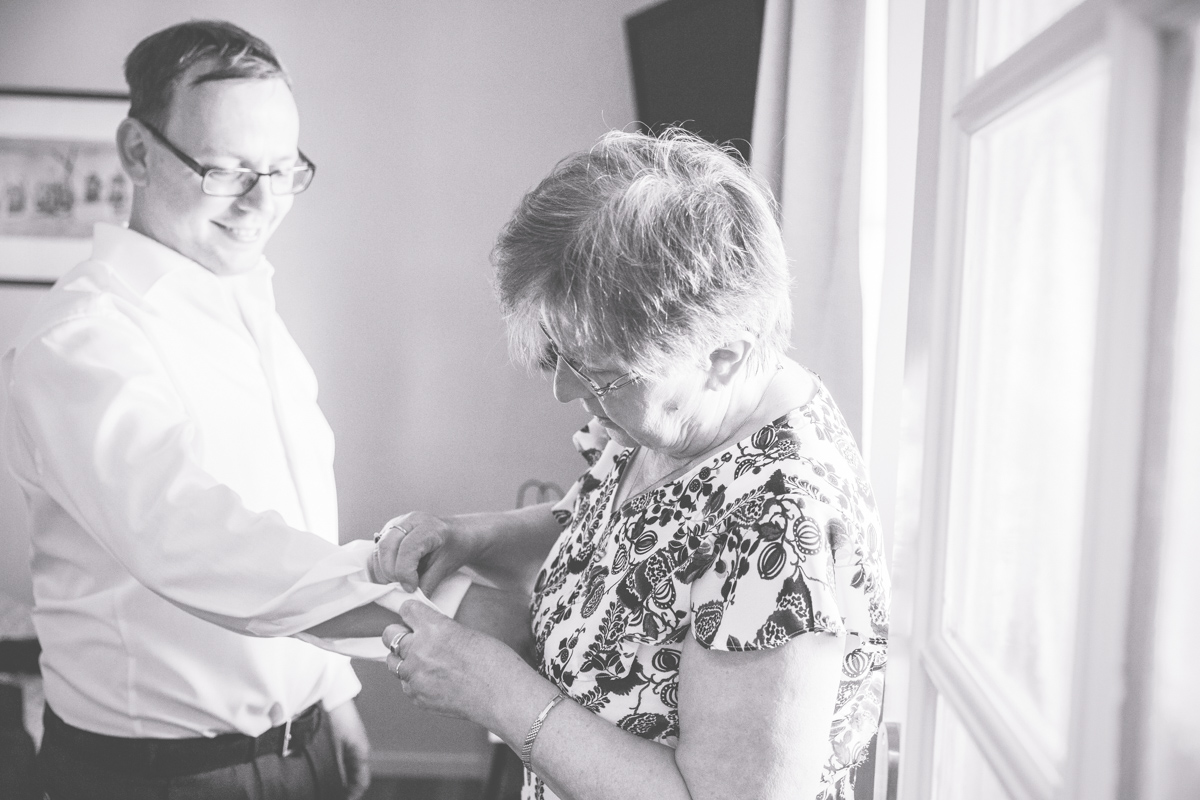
[[326, 701, 372, 799], [372, 516, 414, 582], [373, 514, 411, 545], [342, 738, 371, 800], [346, 762, 370, 800], [392, 531, 441, 593], [398, 598, 445, 624], [386, 650, 408, 680], [382, 604, 447, 680], [383, 622, 415, 688], [381, 623, 414, 659], [417, 554, 455, 598], [373, 513, 444, 592]]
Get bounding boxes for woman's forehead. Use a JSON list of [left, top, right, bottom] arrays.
[[540, 321, 629, 372]]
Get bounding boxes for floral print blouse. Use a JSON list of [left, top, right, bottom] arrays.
[[526, 380, 891, 799]]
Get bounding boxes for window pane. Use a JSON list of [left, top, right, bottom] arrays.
[[975, 0, 1083, 75], [932, 698, 1012, 800], [1143, 29, 1200, 800], [943, 57, 1109, 759]]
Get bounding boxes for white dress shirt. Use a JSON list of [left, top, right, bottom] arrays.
[[1, 224, 441, 738]]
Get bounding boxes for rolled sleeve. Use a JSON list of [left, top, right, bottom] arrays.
[[295, 571, 475, 659]]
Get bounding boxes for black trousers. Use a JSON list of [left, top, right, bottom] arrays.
[[38, 706, 348, 800], [0, 684, 38, 800]]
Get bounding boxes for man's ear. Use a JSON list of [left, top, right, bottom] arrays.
[[116, 118, 150, 186], [706, 335, 755, 387]]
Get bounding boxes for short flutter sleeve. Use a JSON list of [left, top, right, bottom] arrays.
[[689, 468, 848, 652]]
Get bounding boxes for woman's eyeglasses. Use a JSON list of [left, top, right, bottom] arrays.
[[539, 323, 639, 398]]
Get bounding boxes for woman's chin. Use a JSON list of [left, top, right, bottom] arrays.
[[596, 417, 639, 449]]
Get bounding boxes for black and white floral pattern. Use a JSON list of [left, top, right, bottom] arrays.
[[525, 380, 890, 799]]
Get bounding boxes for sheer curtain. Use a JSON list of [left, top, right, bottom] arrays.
[[1142, 25, 1200, 798], [750, 0, 919, 737], [752, 0, 869, 441]]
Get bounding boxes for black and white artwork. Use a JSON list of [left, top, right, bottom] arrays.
[[0, 137, 128, 238], [0, 90, 129, 283]]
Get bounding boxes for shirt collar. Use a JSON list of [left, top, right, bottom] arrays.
[[89, 223, 275, 299]]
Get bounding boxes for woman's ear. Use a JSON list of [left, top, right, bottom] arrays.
[[116, 118, 150, 187], [706, 334, 755, 386]]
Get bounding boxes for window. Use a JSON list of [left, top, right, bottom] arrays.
[[896, 1, 1200, 798]]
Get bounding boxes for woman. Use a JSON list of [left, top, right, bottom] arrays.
[[372, 130, 890, 800]]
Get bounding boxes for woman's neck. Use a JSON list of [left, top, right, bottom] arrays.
[[619, 360, 815, 504]]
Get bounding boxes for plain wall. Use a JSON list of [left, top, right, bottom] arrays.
[[0, 0, 650, 775]]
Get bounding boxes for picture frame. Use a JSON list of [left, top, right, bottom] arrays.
[[0, 88, 130, 287]]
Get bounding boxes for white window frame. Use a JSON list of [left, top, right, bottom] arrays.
[[895, 1, 1200, 798]]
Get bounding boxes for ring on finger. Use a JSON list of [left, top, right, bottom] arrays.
[[392, 659, 404, 677], [389, 629, 413, 653], [374, 523, 410, 543]]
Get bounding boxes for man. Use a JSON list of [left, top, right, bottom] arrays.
[[1, 20, 442, 800]]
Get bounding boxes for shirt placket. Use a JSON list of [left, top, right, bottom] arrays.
[[232, 283, 313, 534]]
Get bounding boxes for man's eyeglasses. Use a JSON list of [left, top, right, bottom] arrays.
[[137, 118, 316, 198], [539, 323, 638, 398]]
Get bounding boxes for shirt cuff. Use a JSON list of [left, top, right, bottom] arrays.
[[293, 571, 475, 660]]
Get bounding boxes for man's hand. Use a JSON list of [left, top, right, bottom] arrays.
[[327, 700, 371, 800]]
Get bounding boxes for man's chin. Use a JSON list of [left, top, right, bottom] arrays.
[[198, 246, 267, 276]]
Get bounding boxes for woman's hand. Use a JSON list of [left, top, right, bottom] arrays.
[[371, 503, 563, 596], [382, 601, 530, 726], [372, 512, 480, 594]]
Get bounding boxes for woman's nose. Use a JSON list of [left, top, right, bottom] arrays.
[[552, 359, 591, 404]]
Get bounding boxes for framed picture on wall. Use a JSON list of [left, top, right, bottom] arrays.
[[0, 88, 130, 287]]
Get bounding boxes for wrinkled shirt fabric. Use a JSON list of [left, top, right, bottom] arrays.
[[1, 224, 448, 738]]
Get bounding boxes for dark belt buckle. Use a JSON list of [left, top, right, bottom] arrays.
[[280, 716, 293, 758]]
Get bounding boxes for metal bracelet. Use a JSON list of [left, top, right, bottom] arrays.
[[520, 693, 565, 770]]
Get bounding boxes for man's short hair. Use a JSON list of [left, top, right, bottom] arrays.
[[125, 20, 290, 128]]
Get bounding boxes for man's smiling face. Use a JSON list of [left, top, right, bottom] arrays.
[[131, 61, 301, 276]]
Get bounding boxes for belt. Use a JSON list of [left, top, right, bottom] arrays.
[[43, 703, 324, 778]]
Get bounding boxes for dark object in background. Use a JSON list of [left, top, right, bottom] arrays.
[[0, 639, 41, 675], [480, 743, 523, 800], [626, 0, 767, 162], [0, 682, 39, 800]]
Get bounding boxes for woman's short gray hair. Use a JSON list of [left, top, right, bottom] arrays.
[[493, 129, 792, 379]]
